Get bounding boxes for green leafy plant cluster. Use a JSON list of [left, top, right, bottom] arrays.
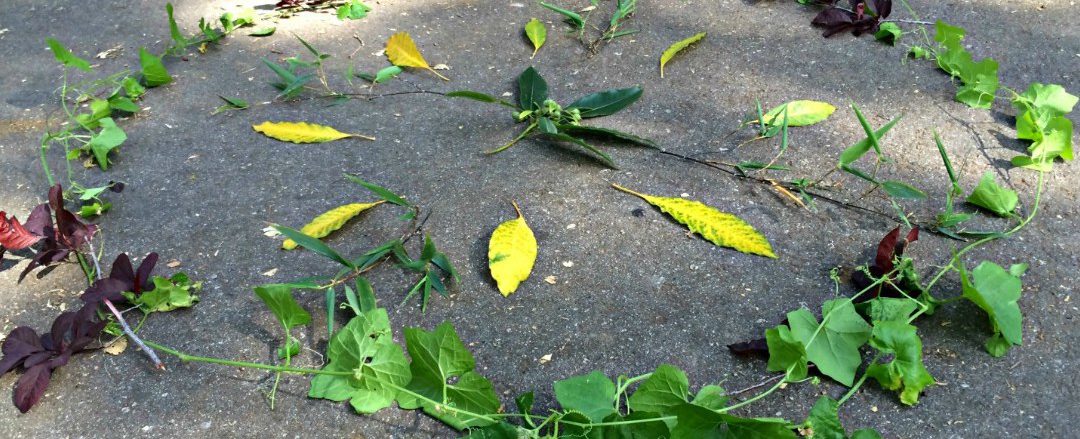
[[540, 0, 638, 54], [448, 66, 657, 167]]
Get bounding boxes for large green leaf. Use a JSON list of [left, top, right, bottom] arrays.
[[567, 87, 643, 118], [308, 309, 411, 413], [627, 364, 689, 422], [865, 321, 934, 405], [556, 124, 659, 149], [671, 403, 796, 438], [765, 325, 808, 381], [960, 261, 1023, 356], [398, 322, 499, 430], [553, 370, 616, 422], [253, 284, 311, 329], [138, 48, 172, 87], [965, 172, 1018, 217], [803, 396, 882, 439], [787, 299, 871, 386], [517, 66, 547, 110]]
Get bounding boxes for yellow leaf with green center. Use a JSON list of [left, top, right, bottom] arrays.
[[612, 184, 777, 258], [759, 100, 836, 127], [385, 32, 449, 81], [253, 121, 375, 143], [488, 202, 538, 296], [525, 18, 546, 59], [283, 201, 385, 250]]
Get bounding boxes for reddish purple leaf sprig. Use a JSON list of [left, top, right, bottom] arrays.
[[1, 184, 99, 282], [0, 305, 107, 413], [812, 0, 892, 37], [81, 253, 159, 304], [852, 225, 920, 300]]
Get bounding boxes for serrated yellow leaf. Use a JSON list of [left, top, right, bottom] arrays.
[[253, 121, 375, 143], [525, 18, 546, 59], [282, 201, 385, 250], [488, 202, 538, 296], [759, 100, 836, 127], [385, 32, 449, 81], [612, 184, 777, 258], [660, 32, 706, 78]]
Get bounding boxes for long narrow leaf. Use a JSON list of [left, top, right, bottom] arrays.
[[343, 174, 409, 206], [273, 224, 355, 269]]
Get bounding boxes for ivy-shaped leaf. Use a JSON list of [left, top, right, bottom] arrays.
[[671, 403, 797, 438], [765, 325, 809, 380], [253, 284, 311, 329], [308, 309, 411, 414], [397, 322, 500, 429], [659, 32, 706, 78], [282, 201, 384, 250], [385, 32, 448, 81], [553, 371, 616, 422], [960, 261, 1023, 357], [45, 38, 91, 71], [138, 48, 172, 87], [627, 364, 689, 425], [802, 396, 883, 439], [788, 299, 871, 386], [865, 321, 934, 405], [253, 121, 374, 143], [87, 118, 127, 170], [487, 202, 537, 296], [612, 184, 777, 258]]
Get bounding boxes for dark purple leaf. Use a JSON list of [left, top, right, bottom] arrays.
[[12, 364, 51, 413], [727, 338, 769, 357], [0, 212, 43, 251], [875, 226, 901, 274], [0, 328, 43, 376], [21, 204, 51, 237]]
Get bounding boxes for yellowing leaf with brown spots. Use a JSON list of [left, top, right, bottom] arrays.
[[253, 121, 375, 143], [612, 184, 777, 258], [385, 32, 449, 81], [488, 202, 538, 296], [283, 201, 385, 250]]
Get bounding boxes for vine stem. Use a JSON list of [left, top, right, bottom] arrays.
[[143, 341, 349, 376]]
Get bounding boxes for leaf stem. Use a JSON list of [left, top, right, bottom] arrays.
[[143, 340, 351, 376], [487, 122, 537, 154]]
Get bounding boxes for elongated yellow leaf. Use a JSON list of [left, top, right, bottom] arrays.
[[525, 18, 546, 59], [253, 121, 375, 143], [283, 201, 385, 250], [488, 202, 538, 296], [660, 32, 706, 78], [612, 184, 777, 258], [385, 32, 449, 81], [759, 100, 836, 127]]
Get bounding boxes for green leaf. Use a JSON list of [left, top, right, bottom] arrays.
[[336, 0, 372, 20], [541, 132, 615, 167], [108, 96, 140, 113], [864, 297, 919, 324], [273, 224, 356, 269], [965, 172, 1017, 217], [865, 321, 934, 405], [525, 18, 546, 58], [538, 2, 584, 28], [802, 396, 845, 439], [880, 180, 927, 200], [765, 325, 808, 381], [78, 202, 111, 218], [127, 275, 201, 313], [87, 118, 127, 170], [1028, 116, 1073, 163], [1012, 83, 1078, 120], [671, 403, 797, 438], [553, 370, 617, 422], [596, 411, 671, 438], [249, 26, 276, 36], [960, 261, 1023, 356], [837, 114, 902, 167], [277, 338, 301, 359], [355, 277, 377, 313], [537, 116, 557, 134], [139, 48, 172, 87], [556, 124, 659, 149], [308, 309, 411, 414], [517, 66, 548, 110], [121, 76, 146, 99], [787, 299, 871, 386], [343, 174, 410, 206], [371, 65, 403, 83], [446, 90, 516, 107], [398, 322, 500, 429], [253, 284, 311, 329], [325, 287, 336, 337], [874, 22, 901, 45], [627, 364, 689, 419], [165, 3, 188, 50], [760, 100, 836, 127], [567, 87, 643, 118], [690, 384, 727, 410], [45, 38, 91, 71], [463, 422, 521, 439]]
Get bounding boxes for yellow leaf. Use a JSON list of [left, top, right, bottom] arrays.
[[759, 100, 836, 127], [660, 32, 706, 78], [385, 32, 449, 81], [103, 336, 128, 355], [525, 18, 546, 59], [488, 201, 538, 296], [283, 201, 385, 250], [612, 184, 777, 258], [253, 121, 375, 143]]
